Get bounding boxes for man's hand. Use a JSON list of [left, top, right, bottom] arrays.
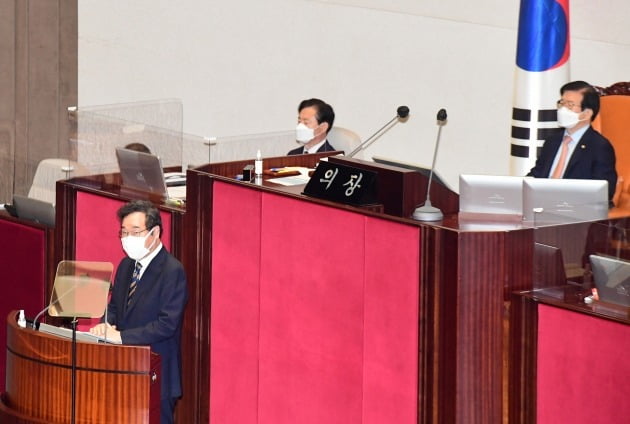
[[89, 322, 122, 343]]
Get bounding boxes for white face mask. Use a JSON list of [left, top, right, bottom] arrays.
[[296, 123, 315, 144], [557, 107, 584, 129], [121, 228, 155, 261]]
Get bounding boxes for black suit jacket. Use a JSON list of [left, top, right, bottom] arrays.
[[287, 139, 336, 155], [107, 247, 188, 399], [527, 126, 617, 200]]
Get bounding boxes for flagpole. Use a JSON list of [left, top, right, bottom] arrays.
[[510, 0, 571, 176]]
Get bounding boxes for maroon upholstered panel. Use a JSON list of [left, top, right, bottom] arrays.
[[257, 193, 366, 423], [210, 181, 420, 423], [362, 217, 420, 424], [0, 218, 47, 391], [76, 192, 126, 264], [75, 191, 172, 263], [209, 182, 263, 423], [537, 304, 630, 423]]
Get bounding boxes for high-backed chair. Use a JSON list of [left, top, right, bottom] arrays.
[[28, 158, 91, 205], [327, 127, 362, 158], [593, 82, 630, 217]]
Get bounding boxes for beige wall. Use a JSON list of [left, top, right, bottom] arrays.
[[77, 0, 630, 190], [0, 0, 77, 203]]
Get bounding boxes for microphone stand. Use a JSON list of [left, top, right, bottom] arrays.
[[71, 316, 78, 424], [346, 106, 410, 158], [413, 109, 447, 221]]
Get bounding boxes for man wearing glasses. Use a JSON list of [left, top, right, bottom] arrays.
[[527, 80, 617, 201], [90, 200, 188, 424]]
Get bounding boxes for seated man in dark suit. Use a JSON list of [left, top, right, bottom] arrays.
[[287, 98, 337, 155], [90, 200, 188, 424], [527, 80, 617, 201]]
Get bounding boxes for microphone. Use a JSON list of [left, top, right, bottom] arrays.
[[412, 108, 448, 221], [346, 106, 410, 158], [33, 285, 75, 330]]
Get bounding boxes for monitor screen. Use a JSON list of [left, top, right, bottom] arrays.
[[533, 243, 567, 289], [371, 155, 451, 190], [458, 174, 524, 218], [12, 194, 56, 227], [522, 178, 608, 224], [589, 254, 630, 307], [115, 147, 168, 198]]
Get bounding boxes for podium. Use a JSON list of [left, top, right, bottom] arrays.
[[0, 311, 161, 423]]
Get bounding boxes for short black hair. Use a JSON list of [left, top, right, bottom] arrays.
[[298, 98, 335, 134], [560, 80, 600, 121], [124, 143, 151, 154], [117, 200, 163, 236]]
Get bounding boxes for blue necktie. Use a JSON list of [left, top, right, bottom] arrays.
[[127, 262, 142, 305]]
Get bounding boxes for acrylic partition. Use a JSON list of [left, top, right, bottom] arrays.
[[0, 144, 82, 205], [2, 99, 194, 204], [532, 219, 616, 287], [524, 203, 610, 229], [69, 99, 193, 174], [512, 218, 630, 423], [70, 99, 312, 172], [205, 130, 299, 165]]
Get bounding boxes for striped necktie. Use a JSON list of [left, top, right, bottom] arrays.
[[551, 135, 572, 179], [127, 262, 142, 305]]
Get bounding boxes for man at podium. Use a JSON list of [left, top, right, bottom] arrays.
[[90, 200, 188, 424]]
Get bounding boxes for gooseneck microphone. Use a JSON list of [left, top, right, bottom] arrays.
[[413, 108, 447, 221], [32, 285, 76, 330], [346, 106, 410, 158], [397, 105, 410, 118]]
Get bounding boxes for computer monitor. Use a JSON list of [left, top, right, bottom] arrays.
[[12, 194, 56, 227], [371, 156, 450, 190], [458, 174, 524, 219], [522, 178, 608, 224], [533, 243, 568, 289]]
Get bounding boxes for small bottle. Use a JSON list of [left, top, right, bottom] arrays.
[[17, 310, 26, 328], [255, 150, 263, 177]]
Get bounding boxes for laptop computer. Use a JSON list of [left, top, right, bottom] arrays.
[[589, 254, 630, 307], [115, 147, 186, 201], [12, 194, 56, 227]]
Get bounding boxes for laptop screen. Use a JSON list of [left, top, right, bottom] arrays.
[[115, 147, 169, 198], [589, 254, 630, 307]]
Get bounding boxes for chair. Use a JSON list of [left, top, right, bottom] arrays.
[[327, 127, 362, 158], [28, 158, 90, 205], [592, 82, 630, 217]]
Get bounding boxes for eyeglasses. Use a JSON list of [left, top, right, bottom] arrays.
[[556, 99, 582, 111], [119, 228, 148, 238]]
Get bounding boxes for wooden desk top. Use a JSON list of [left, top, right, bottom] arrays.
[[517, 285, 630, 325]]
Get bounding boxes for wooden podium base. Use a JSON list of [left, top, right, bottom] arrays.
[[1, 311, 161, 423]]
